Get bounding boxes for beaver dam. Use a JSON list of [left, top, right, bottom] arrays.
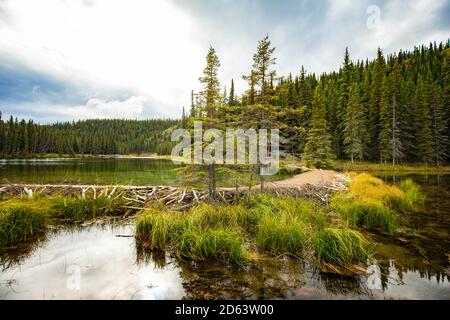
[[0, 170, 349, 212], [1, 169, 449, 299]]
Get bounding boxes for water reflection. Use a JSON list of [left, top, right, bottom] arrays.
[[0, 174, 449, 299], [0, 223, 184, 300]]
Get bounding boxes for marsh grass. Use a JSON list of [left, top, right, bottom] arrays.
[[51, 196, 125, 220], [330, 173, 424, 233], [177, 227, 246, 263], [313, 228, 372, 265], [0, 195, 125, 248], [255, 214, 306, 254], [0, 198, 50, 247], [400, 179, 425, 207], [135, 208, 186, 249], [331, 193, 398, 233]]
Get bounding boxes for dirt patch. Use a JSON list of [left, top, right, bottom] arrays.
[[255, 170, 348, 190]]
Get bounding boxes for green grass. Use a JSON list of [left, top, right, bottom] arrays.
[[331, 193, 398, 233], [0, 199, 50, 247], [333, 160, 450, 173], [134, 173, 422, 267], [329, 173, 424, 234], [135, 208, 186, 249], [313, 228, 372, 265], [51, 196, 125, 220], [400, 179, 425, 208], [255, 214, 306, 254], [0, 195, 126, 248], [177, 227, 246, 263]]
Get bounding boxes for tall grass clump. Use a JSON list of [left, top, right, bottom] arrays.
[[349, 173, 407, 211], [331, 193, 397, 233], [177, 227, 246, 263], [51, 196, 124, 220], [135, 208, 186, 249], [0, 199, 50, 247], [399, 179, 424, 208], [256, 213, 306, 254], [313, 228, 372, 265]]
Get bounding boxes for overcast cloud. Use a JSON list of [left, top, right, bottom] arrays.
[[0, 0, 448, 123]]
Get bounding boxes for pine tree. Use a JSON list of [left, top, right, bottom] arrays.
[[303, 81, 334, 168], [228, 79, 235, 106], [430, 82, 448, 165], [245, 34, 276, 105], [414, 76, 434, 165], [336, 47, 352, 159], [190, 90, 196, 118], [368, 48, 385, 161], [379, 75, 392, 163], [343, 83, 366, 163], [199, 46, 221, 119]]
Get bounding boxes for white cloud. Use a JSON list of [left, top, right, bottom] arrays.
[[48, 96, 146, 120], [0, 0, 448, 122], [0, 0, 204, 117]]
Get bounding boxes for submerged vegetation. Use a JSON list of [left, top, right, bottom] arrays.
[[135, 173, 424, 268]]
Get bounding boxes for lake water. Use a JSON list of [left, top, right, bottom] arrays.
[[0, 158, 180, 186], [0, 157, 290, 187], [0, 172, 449, 300]]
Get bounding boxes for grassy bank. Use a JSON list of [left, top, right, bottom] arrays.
[[333, 161, 450, 173], [0, 195, 124, 247], [135, 173, 424, 268]]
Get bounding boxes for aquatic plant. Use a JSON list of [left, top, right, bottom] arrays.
[[51, 196, 125, 220], [313, 227, 372, 265], [0, 199, 50, 247], [331, 193, 397, 233], [399, 179, 424, 208], [255, 213, 306, 254], [177, 227, 246, 263], [135, 208, 186, 249]]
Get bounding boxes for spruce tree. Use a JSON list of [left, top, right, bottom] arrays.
[[245, 34, 276, 105], [199, 46, 221, 119], [303, 81, 334, 168], [336, 47, 352, 159], [343, 83, 366, 163], [228, 79, 235, 106], [430, 82, 449, 165], [368, 48, 385, 161], [414, 76, 434, 165]]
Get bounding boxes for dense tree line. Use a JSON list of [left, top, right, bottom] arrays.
[[0, 116, 179, 156], [190, 38, 449, 167], [1, 38, 449, 167]]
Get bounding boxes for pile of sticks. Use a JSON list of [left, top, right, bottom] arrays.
[[0, 179, 348, 212]]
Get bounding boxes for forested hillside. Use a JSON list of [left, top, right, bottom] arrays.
[[0, 117, 179, 156], [1, 40, 449, 164], [190, 39, 449, 166]]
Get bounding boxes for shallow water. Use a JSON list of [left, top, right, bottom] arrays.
[[0, 223, 184, 300], [0, 174, 449, 300]]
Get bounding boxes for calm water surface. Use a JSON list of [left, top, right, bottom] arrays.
[[0, 173, 449, 299], [0, 158, 179, 186]]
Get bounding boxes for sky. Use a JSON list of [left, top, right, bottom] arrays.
[[0, 0, 449, 123]]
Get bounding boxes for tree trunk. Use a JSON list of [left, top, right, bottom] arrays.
[[208, 163, 216, 202]]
